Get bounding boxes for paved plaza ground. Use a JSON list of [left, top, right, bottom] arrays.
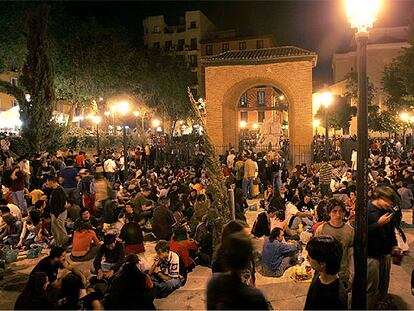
[[1, 201, 414, 310]]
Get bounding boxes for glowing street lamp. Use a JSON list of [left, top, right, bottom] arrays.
[[400, 112, 411, 149], [104, 111, 110, 117], [346, 0, 382, 308], [117, 101, 129, 116], [239, 120, 247, 128], [252, 123, 259, 130], [133, 111, 140, 117], [400, 112, 410, 122]]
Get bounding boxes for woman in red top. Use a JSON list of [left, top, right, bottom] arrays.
[[169, 222, 198, 272], [70, 221, 101, 262]]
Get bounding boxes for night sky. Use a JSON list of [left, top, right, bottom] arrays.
[[66, 0, 414, 83]]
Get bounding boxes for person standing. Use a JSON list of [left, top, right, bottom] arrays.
[[243, 154, 258, 200], [10, 167, 28, 215], [315, 199, 354, 289], [47, 176, 68, 248], [319, 159, 333, 197], [367, 187, 401, 309], [59, 159, 79, 202]]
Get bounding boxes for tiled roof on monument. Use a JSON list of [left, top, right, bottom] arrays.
[[202, 46, 317, 66]]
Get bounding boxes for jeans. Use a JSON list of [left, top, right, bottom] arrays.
[[367, 255, 391, 309], [290, 216, 314, 230], [242, 177, 254, 199], [12, 190, 28, 215], [151, 275, 181, 298], [51, 210, 68, 247]]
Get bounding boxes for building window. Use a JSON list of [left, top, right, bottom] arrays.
[[206, 45, 213, 56], [153, 42, 160, 49], [222, 43, 229, 52], [258, 111, 265, 123], [240, 111, 248, 122], [190, 21, 197, 28], [239, 93, 247, 108], [257, 91, 265, 106], [11, 99, 18, 107], [178, 39, 185, 51], [239, 41, 246, 50], [256, 40, 264, 49], [165, 40, 172, 51], [153, 26, 160, 33], [190, 38, 197, 50], [189, 55, 198, 67], [10, 77, 17, 86]]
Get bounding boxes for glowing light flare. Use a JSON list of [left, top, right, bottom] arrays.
[[319, 92, 333, 108], [313, 119, 321, 127], [133, 111, 140, 117], [345, 0, 382, 33], [400, 112, 410, 122], [117, 101, 129, 115], [152, 119, 161, 127], [104, 111, 110, 116], [239, 120, 247, 128], [253, 123, 259, 129], [92, 116, 101, 124]]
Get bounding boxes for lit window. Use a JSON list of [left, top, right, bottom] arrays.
[[239, 93, 247, 107], [239, 42, 246, 50], [240, 111, 248, 121]]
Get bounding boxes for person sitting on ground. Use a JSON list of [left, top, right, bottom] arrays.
[[70, 220, 101, 262], [251, 206, 277, 238], [14, 272, 52, 310], [285, 196, 314, 231], [57, 273, 102, 310], [74, 208, 100, 231], [31, 246, 86, 293], [304, 236, 347, 310], [0, 209, 22, 246], [151, 196, 176, 241], [120, 213, 145, 255], [194, 215, 213, 267], [207, 232, 269, 310], [259, 227, 301, 277], [16, 210, 41, 249], [93, 234, 125, 281], [104, 253, 155, 310], [170, 221, 199, 272], [149, 240, 182, 298]]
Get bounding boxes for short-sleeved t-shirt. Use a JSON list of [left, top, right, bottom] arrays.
[[159, 251, 180, 278], [315, 222, 354, 284], [31, 257, 61, 284]]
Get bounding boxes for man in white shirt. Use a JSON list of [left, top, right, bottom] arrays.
[[351, 149, 357, 171], [104, 158, 117, 184], [150, 240, 181, 298], [226, 150, 236, 169]]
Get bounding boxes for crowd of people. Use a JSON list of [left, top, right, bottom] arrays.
[[0, 134, 412, 309]]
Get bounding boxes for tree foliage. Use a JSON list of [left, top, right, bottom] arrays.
[[315, 95, 356, 131]]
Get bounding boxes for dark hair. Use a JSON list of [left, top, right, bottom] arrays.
[[275, 210, 285, 221], [268, 206, 277, 214], [326, 198, 346, 215], [17, 272, 48, 306], [155, 240, 170, 253], [126, 213, 136, 223], [46, 175, 58, 183], [0, 198, 8, 205], [49, 247, 65, 259], [29, 210, 41, 226], [60, 273, 83, 309], [34, 200, 45, 210], [172, 223, 188, 241], [0, 205, 10, 214], [269, 227, 283, 243], [104, 234, 116, 245], [80, 208, 89, 216], [75, 220, 92, 232], [222, 232, 253, 272], [221, 220, 249, 243], [124, 253, 140, 266], [316, 201, 329, 222], [306, 236, 343, 275]]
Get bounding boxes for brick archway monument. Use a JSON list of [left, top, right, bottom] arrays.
[[202, 46, 318, 165]]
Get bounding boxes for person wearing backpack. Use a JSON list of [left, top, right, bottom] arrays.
[[79, 169, 97, 215]]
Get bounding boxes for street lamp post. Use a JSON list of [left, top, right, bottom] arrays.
[[400, 112, 410, 149], [313, 119, 320, 136], [320, 92, 333, 161], [346, 0, 381, 309], [92, 116, 102, 156], [117, 101, 130, 181]]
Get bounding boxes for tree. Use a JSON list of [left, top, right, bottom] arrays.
[[315, 95, 356, 131], [0, 4, 62, 152]]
